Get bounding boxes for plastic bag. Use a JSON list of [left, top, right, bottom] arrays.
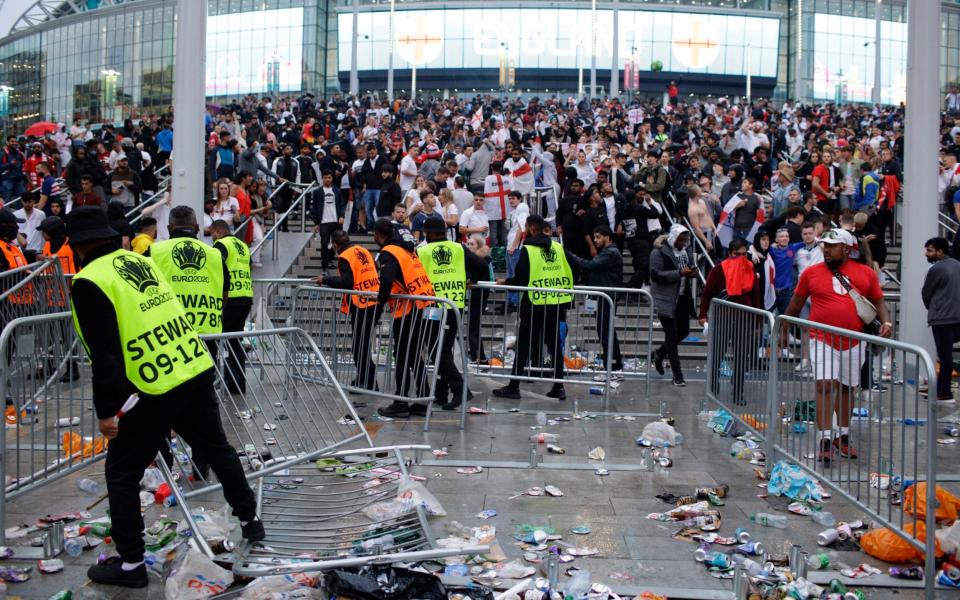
[[860, 521, 942, 563], [639, 421, 678, 446], [164, 545, 234, 599], [140, 468, 165, 492], [362, 476, 447, 521], [937, 521, 960, 555], [903, 482, 960, 522], [324, 566, 447, 600], [61, 432, 107, 459], [187, 504, 235, 542], [767, 461, 822, 502], [237, 572, 323, 600]]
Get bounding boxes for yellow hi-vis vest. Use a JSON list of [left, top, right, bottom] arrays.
[[214, 235, 254, 299], [150, 238, 225, 334], [71, 249, 213, 395], [417, 240, 467, 308], [525, 241, 574, 305]]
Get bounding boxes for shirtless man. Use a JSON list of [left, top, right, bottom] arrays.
[[687, 184, 718, 254]]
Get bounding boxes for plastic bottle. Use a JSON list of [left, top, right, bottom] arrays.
[[676, 516, 719, 529], [750, 512, 788, 528], [357, 534, 394, 552], [77, 478, 100, 495], [806, 551, 840, 570], [529, 432, 558, 443], [63, 537, 84, 557], [535, 412, 547, 426], [731, 554, 764, 576], [730, 440, 747, 456], [810, 511, 836, 527]]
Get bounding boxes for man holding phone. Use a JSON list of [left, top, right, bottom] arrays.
[[649, 224, 698, 387]]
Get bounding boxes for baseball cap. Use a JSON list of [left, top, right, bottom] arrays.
[[37, 216, 65, 234], [817, 228, 857, 247]]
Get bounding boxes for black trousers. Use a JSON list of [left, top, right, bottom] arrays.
[[933, 323, 960, 399], [709, 314, 754, 401], [656, 292, 694, 378], [596, 301, 623, 370], [317, 222, 340, 269], [106, 371, 257, 563], [434, 309, 465, 404], [350, 305, 380, 389], [468, 288, 488, 361], [392, 307, 434, 400], [510, 304, 564, 386], [223, 299, 253, 393], [626, 237, 652, 286]]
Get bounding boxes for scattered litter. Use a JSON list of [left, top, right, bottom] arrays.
[[587, 447, 606, 461], [237, 410, 252, 420], [0, 547, 12, 559], [546, 444, 565, 454], [595, 468, 610, 476], [938, 438, 959, 445], [544, 485, 563, 497], [529, 432, 558, 443], [468, 407, 489, 414], [768, 461, 823, 501], [54, 417, 80, 428], [568, 546, 599, 556], [336, 416, 356, 425], [476, 509, 497, 519], [524, 487, 545, 496], [840, 563, 883, 579], [37, 559, 64, 574], [497, 560, 535, 579], [432, 449, 448, 458], [638, 421, 679, 446], [788, 502, 813, 516], [0, 566, 30, 582], [262, 423, 277, 431], [571, 526, 592, 535], [455, 466, 482, 475]]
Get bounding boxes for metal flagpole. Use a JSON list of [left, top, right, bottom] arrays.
[[172, 0, 206, 217], [349, 0, 359, 96], [610, 0, 619, 98], [387, 0, 395, 101], [589, 0, 597, 99], [873, 0, 882, 106]]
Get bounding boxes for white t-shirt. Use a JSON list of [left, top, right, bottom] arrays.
[[452, 188, 474, 214], [459, 206, 489, 243], [440, 203, 459, 240], [212, 197, 241, 227], [507, 202, 529, 250], [399, 155, 418, 191], [602, 195, 617, 231], [14, 207, 44, 252], [795, 244, 824, 275], [574, 161, 596, 187], [321, 186, 338, 223]]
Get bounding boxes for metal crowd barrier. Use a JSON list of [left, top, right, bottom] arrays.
[[702, 298, 938, 595], [0, 258, 70, 325], [289, 285, 468, 430], [703, 299, 776, 441], [469, 282, 615, 410], [162, 326, 484, 573], [0, 312, 99, 544]]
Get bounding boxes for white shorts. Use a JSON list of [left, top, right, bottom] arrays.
[[809, 339, 865, 387]]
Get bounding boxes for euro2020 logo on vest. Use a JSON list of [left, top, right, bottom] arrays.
[[432, 244, 453, 267], [171, 240, 207, 272], [541, 245, 557, 264], [114, 254, 160, 294], [354, 247, 370, 266], [231, 237, 247, 257]]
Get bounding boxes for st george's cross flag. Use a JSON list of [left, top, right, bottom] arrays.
[[716, 193, 765, 249]]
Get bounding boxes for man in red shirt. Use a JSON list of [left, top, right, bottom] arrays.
[[811, 149, 838, 218], [784, 228, 891, 465]]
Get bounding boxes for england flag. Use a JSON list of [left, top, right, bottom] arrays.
[[716, 194, 765, 249]]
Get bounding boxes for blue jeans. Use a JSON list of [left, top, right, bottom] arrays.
[[362, 189, 380, 224], [774, 287, 793, 315], [506, 248, 521, 308], [2, 178, 25, 202]]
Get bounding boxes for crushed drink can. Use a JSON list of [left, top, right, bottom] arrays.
[[889, 566, 923, 580], [734, 528, 750, 543], [817, 528, 839, 546], [946, 426, 960, 437], [694, 542, 711, 562], [736, 542, 764, 556], [38, 558, 64, 573]]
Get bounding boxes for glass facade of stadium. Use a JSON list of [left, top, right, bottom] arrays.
[[0, 0, 959, 127]]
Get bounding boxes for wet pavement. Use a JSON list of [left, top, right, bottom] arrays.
[[1, 374, 940, 599]]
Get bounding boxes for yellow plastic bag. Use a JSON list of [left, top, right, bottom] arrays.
[[903, 482, 960, 523], [860, 521, 942, 563]]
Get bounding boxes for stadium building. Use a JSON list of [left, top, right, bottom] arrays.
[[0, 0, 957, 126]]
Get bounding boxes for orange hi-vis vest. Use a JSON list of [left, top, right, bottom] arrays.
[[43, 239, 76, 275], [42, 239, 74, 307], [0, 238, 30, 304], [339, 245, 380, 314], [381, 244, 435, 318]]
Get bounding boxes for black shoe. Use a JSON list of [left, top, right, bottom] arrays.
[[241, 517, 266, 543], [672, 375, 686, 387], [546, 385, 566, 400], [441, 399, 462, 411], [87, 557, 148, 588], [409, 403, 428, 416], [651, 351, 665, 376], [378, 402, 410, 418], [492, 385, 521, 399]]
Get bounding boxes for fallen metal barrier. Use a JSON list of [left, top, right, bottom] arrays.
[[0, 312, 99, 544], [289, 286, 468, 430], [163, 327, 484, 574]]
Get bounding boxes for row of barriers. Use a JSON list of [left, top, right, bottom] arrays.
[[705, 298, 939, 596]]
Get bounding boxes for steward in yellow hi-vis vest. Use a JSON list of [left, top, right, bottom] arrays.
[[313, 229, 381, 392], [209, 219, 254, 394], [65, 207, 263, 589], [417, 216, 490, 410], [492, 214, 571, 402]]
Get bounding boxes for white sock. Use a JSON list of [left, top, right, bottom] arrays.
[[121, 561, 144, 571], [840, 427, 849, 436], [821, 429, 834, 440]]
